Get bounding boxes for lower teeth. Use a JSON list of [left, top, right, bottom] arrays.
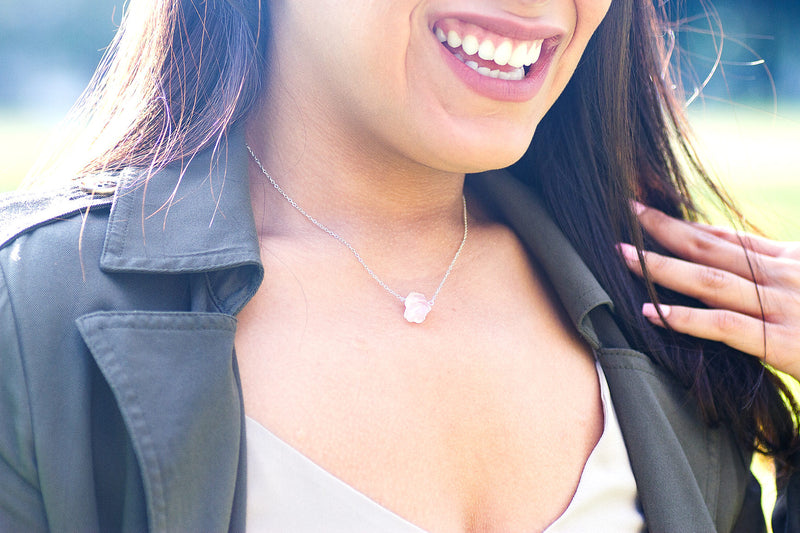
[[454, 53, 525, 81]]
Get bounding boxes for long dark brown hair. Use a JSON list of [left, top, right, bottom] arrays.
[[35, 0, 800, 471], [515, 0, 800, 475]]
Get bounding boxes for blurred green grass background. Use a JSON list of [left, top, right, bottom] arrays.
[[687, 107, 800, 241], [2, 107, 798, 240]]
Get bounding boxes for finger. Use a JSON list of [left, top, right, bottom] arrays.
[[633, 202, 772, 282], [620, 243, 765, 316], [642, 303, 769, 359], [642, 303, 800, 379], [687, 221, 793, 258]]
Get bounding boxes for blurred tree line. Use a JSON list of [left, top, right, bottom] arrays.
[[679, 0, 800, 107], [0, 0, 797, 115]]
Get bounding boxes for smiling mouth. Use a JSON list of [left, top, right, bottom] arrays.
[[433, 22, 546, 81]]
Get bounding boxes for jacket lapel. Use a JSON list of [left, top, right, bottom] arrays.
[[77, 311, 246, 532]]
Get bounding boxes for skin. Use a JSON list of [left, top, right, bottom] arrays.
[[621, 204, 800, 383], [239, 0, 614, 530]]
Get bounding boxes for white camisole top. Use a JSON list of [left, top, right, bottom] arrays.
[[245, 364, 645, 532]]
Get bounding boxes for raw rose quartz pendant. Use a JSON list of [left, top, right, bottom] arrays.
[[403, 292, 432, 324]]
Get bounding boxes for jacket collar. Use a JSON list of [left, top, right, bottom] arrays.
[[467, 170, 613, 349], [100, 129, 263, 314]]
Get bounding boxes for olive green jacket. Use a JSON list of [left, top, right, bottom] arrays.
[[0, 132, 795, 532]]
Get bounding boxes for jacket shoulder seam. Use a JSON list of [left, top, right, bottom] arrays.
[[0, 185, 115, 250]]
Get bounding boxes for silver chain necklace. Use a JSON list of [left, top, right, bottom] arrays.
[[246, 144, 468, 324]]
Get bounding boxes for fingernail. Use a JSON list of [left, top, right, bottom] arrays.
[[632, 201, 647, 215], [642, 303, 671, 318], [617, 242, 638, 261]]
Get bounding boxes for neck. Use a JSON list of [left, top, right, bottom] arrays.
[[245, 99, 469, 264]]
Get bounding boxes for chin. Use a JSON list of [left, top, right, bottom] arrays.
[[438, 145, 531, 174], [438, 129, 535, 174]]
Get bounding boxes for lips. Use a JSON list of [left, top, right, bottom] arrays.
[[430, 16, 562, 102]]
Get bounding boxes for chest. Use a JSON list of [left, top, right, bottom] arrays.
[[234, 219, 612, 531], [237, 291, 604, 532]]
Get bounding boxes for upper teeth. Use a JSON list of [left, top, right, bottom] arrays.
[[434, 27, 543, 70]]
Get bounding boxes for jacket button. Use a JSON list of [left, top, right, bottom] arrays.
[[79, 176, 118, 197]]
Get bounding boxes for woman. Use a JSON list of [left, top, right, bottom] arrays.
[[1, 0, 798, 531]]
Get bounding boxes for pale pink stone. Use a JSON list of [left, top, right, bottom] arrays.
[[403, 292, 432, 324]]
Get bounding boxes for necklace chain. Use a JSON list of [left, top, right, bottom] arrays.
[[246, 144, 468, 318]]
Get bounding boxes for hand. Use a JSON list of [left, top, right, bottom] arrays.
[[619, 202, 800, 382]]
